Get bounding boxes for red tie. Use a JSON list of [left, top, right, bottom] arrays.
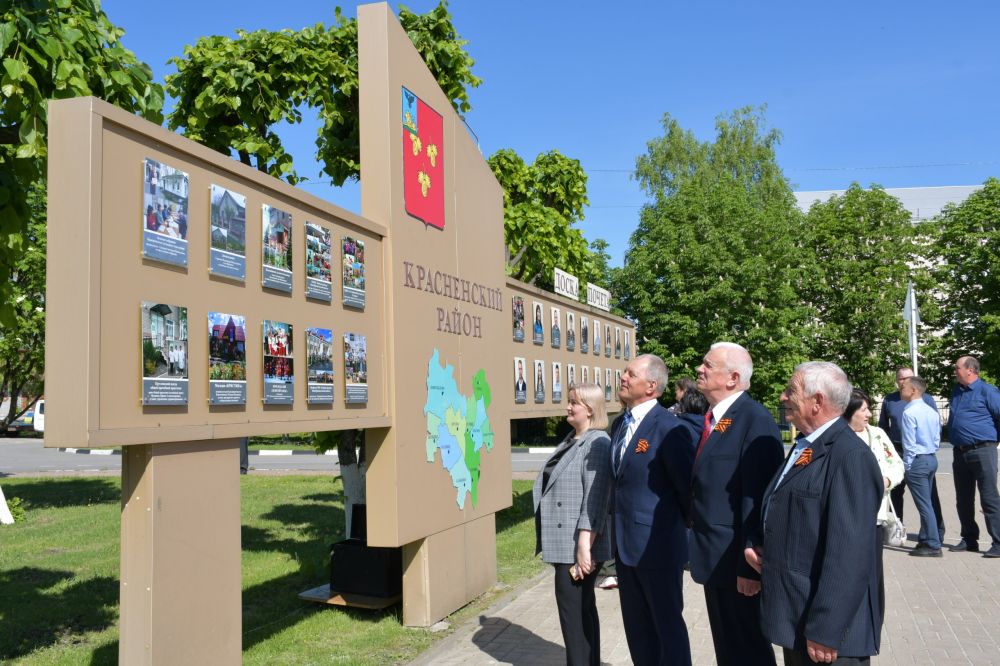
[[695, 410, 714, 461]]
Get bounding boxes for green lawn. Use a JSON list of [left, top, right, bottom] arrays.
[[0, 476, 543, 665]]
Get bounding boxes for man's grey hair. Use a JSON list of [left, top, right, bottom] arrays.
[[959, 356, 981, 374], [637, 354, 668, 398], [795, 361, 852, 414], [710, 341, 753, 389]]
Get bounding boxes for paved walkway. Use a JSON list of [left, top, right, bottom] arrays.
[[412, 461, 1000, 665]]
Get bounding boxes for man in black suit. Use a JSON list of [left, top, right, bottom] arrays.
[[691, 342, 784, 666], [611, 354, 697, 665], [747, 362, 883, 665]]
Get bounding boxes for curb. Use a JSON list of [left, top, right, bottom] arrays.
[[58, 448, 338, 458]]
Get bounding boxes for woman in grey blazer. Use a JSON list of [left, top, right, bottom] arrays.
[[533, 382, 614, 666]]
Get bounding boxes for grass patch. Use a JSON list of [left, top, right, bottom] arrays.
[[0, 476, 542, 665], [249, 433, 317, 452]]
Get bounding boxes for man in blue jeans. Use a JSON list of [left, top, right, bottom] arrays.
[[947, 356, 1000, 558], [901, 376, 943, 557]]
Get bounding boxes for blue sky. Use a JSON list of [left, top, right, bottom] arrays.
[[103, 0, 1000, 265]]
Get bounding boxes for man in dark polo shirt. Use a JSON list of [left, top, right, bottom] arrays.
[[879, 366, 945, 542], [948, 356, 1000, 558]]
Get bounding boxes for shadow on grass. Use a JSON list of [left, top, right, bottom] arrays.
[[2, 478, 119, 509], [88, 640, 117, 665], [0, 567, 117, 661], [496, 488, 534, 535]]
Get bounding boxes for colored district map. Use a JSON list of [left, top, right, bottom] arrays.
[[424, 349, 494, 509]]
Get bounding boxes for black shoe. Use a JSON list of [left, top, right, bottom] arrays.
[[984, 546, 1000, 559], [949, 540, 979, 552], [909, 545, 943, 557]]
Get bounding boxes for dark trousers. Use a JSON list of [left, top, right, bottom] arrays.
[[890, 448, 945, 533], [905, 454, 941, 549], [703, 585, 775, 666], [553, 563, 602, 666], [782, 648, 869, 665], [953, 444, 1000, 547], [617, 563, 690, 666]]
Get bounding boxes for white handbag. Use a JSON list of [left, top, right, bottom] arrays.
[[882, 500, 906, 547]]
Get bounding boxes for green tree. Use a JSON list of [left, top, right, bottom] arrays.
[[165, 1, 480, 185], [616, 107, 810, 405], [488, 148, 594, 290], [802, 184, 931, 396], [0, 0, 164, 323], [925, 177, 1000, 385]]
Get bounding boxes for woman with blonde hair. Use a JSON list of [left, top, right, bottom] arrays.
[[533, 382, 613, 665]]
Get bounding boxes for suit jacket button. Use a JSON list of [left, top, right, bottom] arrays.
[[557, 523, 562, 528], [557, 502, 562, 507]]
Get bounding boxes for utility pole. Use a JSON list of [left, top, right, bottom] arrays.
[[903, 281, 919, 375]]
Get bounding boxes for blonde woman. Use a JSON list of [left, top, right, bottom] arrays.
[[533, 382, 613, 665], [845, 388, 904, 525]]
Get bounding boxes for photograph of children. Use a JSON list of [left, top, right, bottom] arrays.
[[209, 184, 246, 280], [552, 362, 562, 403], [605, 368, 613, 401], [605, 324, 612, 357], [592, 319, 601, 356], [262, 204, 293, 292], [532, 301, 544, 345], [533, 359, 546, 403], [305, 223, 333, 301], [580, 315, 589, 353], [581, 365, 589, 384], [141, 302, 189, 405], [142, 158, 190, 267], [512, 296, 525, 342], [624, 329, 631, 359], [344, 333, 368, 403], [615, 326, 622, 359], [566, 311, 576, 351], [208, 312, 247, 405], [514, 357, 528, 404], [342, 236, 366, 308], [550, 307, 561, 348], [262, 320, 294, 404], [567, 364, 576, 389]]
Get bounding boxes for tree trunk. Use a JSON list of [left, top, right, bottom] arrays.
[[337, 429, 367, 539]]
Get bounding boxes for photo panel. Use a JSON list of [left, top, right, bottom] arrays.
[[566, 311, 576, 351], [305, 223, 333, 301], [142, 158, 189, 267], [594, 367, 602, 395], [580, 315, 589, 354], [262, 204, 293, 292], [592, 319, 601, 356], [512, 295, 525, 342], [209, 184, 247, 280], [552, 362, 562, 403], [141, 301, 189, 406], [514, 357, 527, 404], [581, 365, 589, 384], [262, 320, 294, 404], [624, 329, 631, 360], [616, 369, 622, 395], [605, 324, 612, 357], [533, 359, 545, 403], [615, 326, 622, 359], [305, 327, 335, 403], [208, 312, 247, 405], [567, 363, 576, 389], [342, 236, 366, 309], [605, 368, 613, 401], [344, 333, 368, 403], [550, 307, 561, 348], [532, 301, 544, 345]]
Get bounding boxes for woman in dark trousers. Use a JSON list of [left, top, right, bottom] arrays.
[[533, 382, 613, 665]]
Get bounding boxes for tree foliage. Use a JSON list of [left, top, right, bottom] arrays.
[[0, 0, 163, 323], [488, 148, 595, 290], [616, 108, 811, 405], [801, 184, 930, 397], [165, 1, 480, 185], [926, 177, 1000, 385]]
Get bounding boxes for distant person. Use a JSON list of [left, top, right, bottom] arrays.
[[900, 376, 943, 557], [533, 383, 613, 665], [947, 356, 1000, 557], [844, 389, 904, 530], [667, 377, 697, 415]]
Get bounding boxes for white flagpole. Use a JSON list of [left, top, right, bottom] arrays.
[[903, 282, 919, 375]]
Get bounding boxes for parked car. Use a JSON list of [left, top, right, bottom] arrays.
[[33, 399, 44, 433], [8, 411, 34, 434]]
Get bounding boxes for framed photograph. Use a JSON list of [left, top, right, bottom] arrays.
[[533, 359, 545, 403], [342, 236, 366, 309], [305, 223, 333, 301], [531, 301, 544, 345], [616, 370, 622, 395], [594, 367, 602, 393], [605, 368, 613, 401], [514, 357, 527, 404], [142, 158, 189, 267], [567, 363, 576, 389], [552, 362, 563, 403], [550, 307, 561, 348], [605, 324, 612, 357], [615, 326, 622, 359], [580, 316, 589, 354], [344, 333, 368, 403], [141, 301, 188, 405], [262, 320, 294, 404], [624, 329, 631, 360], [209, 184, 246, 280], [592, 319, 601, 356], [581, 365, 589, 384], [566, 312, 576, 351], [512, 296, 525, 342], [262, 204, 293, 292], [208, 312, 247, 405], [305, 328, 335, 403]]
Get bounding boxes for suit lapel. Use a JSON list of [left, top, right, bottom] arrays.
[[542, 433, 584, 495], [692, 392, 751, 476], [771, 419, 847, 490], [618, 403, 662, 477]]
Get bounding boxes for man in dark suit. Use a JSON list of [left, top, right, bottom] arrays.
[[611, 354, 697, 665], [747, 362, 883, 665], [691, 342, 784, 666]]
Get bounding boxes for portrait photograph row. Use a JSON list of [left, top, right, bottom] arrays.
[[511, 295, 632, 360], [513, 357, 620, 405], [142, 157, 368, 309]]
